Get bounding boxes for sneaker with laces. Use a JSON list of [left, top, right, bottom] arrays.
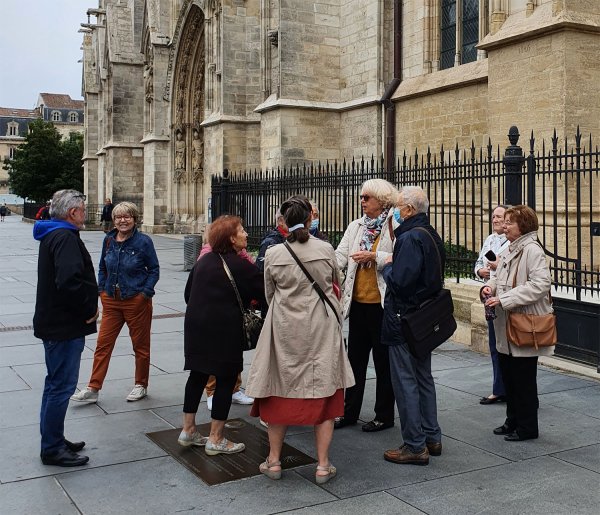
[[70, 388, 98, 404], [206, 395, 213, 411], [126, 385, 147, 401], [205, 438, 245, 456], [232, 390, 254, 405], [178, 430, 209, 447]]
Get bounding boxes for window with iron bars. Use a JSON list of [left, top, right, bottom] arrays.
[[440, 0, 479, 70]]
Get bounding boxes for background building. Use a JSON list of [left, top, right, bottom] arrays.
[[81, 0, 600, 233], [0, 94, 84, 195]]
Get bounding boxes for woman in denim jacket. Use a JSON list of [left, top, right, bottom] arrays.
[[71, 202, 160, 404]]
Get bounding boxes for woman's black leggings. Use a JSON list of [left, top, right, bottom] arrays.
[[183, 371, 238, 421]]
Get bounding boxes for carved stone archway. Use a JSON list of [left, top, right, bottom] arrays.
[[171, 4, 205, 228]]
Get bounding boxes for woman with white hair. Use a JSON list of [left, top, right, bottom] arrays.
[[333, 179, 398, 432]]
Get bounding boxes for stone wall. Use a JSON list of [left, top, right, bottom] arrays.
[[339, 104, 382, 159]]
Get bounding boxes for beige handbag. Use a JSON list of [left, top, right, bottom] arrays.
[[505, 250, 557, 349]]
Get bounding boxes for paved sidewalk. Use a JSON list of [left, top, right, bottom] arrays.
[[1, 215, 599, 514]]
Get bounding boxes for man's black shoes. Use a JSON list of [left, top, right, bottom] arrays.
[[362, 420, 394, 432], [334, 417, 357, 429], [41, 448, 89, 467], [493, 424, 515, 435], [65, 439, 85, 452]]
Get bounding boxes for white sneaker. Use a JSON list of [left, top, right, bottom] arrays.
[[205, 438, 245, 456], [178, 430, 208, 447], [206, 395, 213, 411], [70, 388, 98, 404], [126, 384, 147, 401], [232, 390, 254, 405], [259, 418, 269, 428]]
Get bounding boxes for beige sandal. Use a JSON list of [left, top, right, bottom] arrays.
[[315, 463, 337, 484], [259, 457, 282, 480]]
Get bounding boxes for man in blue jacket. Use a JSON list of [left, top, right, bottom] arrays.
[[33, 189, 99, 467], [381, 186, 444, 466]]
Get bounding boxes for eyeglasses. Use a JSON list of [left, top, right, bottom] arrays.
[[114, 215, 133, 221], [360, 195, 371, 201]]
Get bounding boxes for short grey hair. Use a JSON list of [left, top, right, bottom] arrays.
[[49, 190, 85, 220], [112, 201, 140, 223], [361, 179, 399, 209], [399, 186, 429, 214]]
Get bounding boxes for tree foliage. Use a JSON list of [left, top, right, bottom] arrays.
[[3, 119, 84, 202]]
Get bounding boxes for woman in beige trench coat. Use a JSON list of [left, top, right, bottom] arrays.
[[246, 196, 355, 484], [482, 205, 554, 442]]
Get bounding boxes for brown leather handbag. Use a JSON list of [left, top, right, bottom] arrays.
[[505, 249, 557, 349]]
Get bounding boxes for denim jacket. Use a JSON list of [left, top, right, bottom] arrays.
[[98, 228, 160, 299]]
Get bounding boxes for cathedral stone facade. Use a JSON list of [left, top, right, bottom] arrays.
[[82, 0, 600, 233]]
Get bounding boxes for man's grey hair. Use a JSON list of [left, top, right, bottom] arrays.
[[399, 186, 429, 214], [49, 190, 85, 220]]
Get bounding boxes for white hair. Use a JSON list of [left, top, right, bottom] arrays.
[[49, 190, 85, 220], [399, 186, 429, 214]]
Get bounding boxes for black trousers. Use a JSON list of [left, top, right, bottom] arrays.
[[498, 353, 539, 437], [344, 301, 395, 423], [183, 371, 238, 421]]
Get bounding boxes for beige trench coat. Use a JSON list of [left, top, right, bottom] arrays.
[[245, 237, 355, 399], [335, 215, 395, 319], [486, 231, 555, 358]]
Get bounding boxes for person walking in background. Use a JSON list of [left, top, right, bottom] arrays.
[[475, 205, 510, 405], [333, 179, 397, 432], [70, 202, 159, 404], [180, 215, 265, 455], [36, 202, 51, 220], [197, 223, 255, 410], [0, 203, 7, 221], [256, 211, 288, 272], [33, 189, 99, 467], [100, 198, 114, 233], [482, 205, 554, 442], [382, 186, 443, 466], [246, 196, 354, 483]]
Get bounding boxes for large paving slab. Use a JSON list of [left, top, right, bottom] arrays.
[[551, 443, 600, 474], [541, 385, 600, 420], [438, 404, 600, 461], [284, 491, 424, 514], [0, 410, 171, 482], [0, 476, 79, 515], [387, 456, 600, 514], [0, 365, 30, 392], [0, 342, 94, 367], [57, 456, 337, 515], [288, 425, 509, 499]]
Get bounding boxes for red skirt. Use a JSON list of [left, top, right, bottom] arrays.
[[250, 389, 344, 426]]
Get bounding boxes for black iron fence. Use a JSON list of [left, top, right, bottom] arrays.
[[212, 127, 600, 300]]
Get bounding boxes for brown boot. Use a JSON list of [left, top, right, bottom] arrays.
[[384, 444, 429, 465], [426, 441, 442, 456]]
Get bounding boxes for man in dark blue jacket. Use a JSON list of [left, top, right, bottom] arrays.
[[33, 189, 99, 467], [255, 211, 288, 272], [381, 186, 444, 466]]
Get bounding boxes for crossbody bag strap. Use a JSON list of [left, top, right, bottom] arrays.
[[219, 254, 246, 316], [284, 241, 341, 324], [414, 227, 443, 288]]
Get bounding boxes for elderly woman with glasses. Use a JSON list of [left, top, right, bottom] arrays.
[[71, 202, 160, 404], [333, 179, 398, 432]]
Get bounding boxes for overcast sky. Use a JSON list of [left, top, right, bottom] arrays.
[[0, 1, 87, 109]]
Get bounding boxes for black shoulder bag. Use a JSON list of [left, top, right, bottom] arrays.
[[400, 228, 457, 360], [284, 241, 341, 325], [219, 255, 264, 351]]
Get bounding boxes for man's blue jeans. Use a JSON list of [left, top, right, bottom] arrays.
[[389, 343, 441, 453], [40, 337, 85, 455]]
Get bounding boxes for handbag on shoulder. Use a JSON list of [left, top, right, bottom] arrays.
[[505, 250, 557, 349], [399, 228, 457, 360], [220, 255, 264, 351]]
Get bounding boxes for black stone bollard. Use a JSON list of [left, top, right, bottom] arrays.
[[503, 126, 525, 206]]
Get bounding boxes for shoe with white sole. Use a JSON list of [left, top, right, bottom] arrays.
[[178, 430, 209, 447], [206, 395, 213, 411], [70, 388, 98, 404], [126, 385, 147, 401], [232, 390, 254, 405], [205, 438, 245, 456], [259, 418, 269, 428]]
